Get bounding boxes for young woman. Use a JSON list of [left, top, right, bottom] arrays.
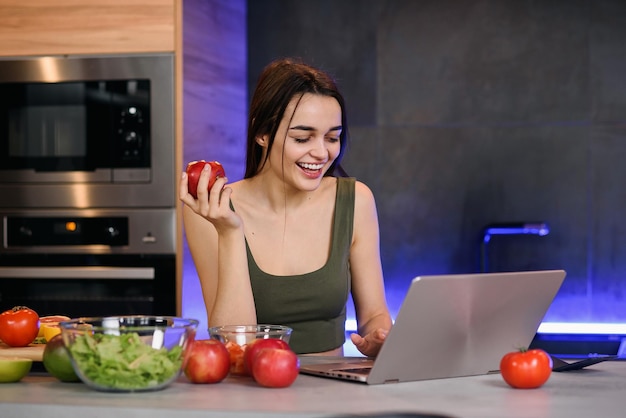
[[180, 58, 392, 357]]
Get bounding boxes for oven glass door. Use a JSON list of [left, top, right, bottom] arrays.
[[0, 80, 150, 181], [0, 254, 175, 318]]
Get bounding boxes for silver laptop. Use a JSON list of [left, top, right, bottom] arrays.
[[299, 270, 566, 384]]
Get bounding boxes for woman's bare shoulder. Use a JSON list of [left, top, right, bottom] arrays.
[[227, 178, 246, 191], [227, 179, 254, 208], [352, 179, 379, 230], [353, 179, 376, 204]]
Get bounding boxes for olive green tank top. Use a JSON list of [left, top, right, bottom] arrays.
[[245, 177, 355, 354]]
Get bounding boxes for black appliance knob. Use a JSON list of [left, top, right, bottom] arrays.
[[107, 226, 120, 238], [19, 226, 33, 237], [124, 131, 140, 143], [122, 106, 142, 118]]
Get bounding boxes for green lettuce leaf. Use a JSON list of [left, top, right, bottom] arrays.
[[67, 331, 183, 390]]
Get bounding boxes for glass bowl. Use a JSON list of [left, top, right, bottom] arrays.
[[208, 324, 292, 346], [59, 316, 198, 392], [208, 324, 292, 375]]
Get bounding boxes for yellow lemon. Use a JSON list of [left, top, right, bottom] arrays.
[[38, 315, 71, 339], [42, 323, 62, 342]]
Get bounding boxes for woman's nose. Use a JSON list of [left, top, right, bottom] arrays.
[[309, 137, 327, 157]]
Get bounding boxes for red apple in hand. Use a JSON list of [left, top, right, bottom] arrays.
[[186, 160, 226, 199], [184, 339, 230, 384], [251, 347, 300, 388], [244, 338, 291, 375]]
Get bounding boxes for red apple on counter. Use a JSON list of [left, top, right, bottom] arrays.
[[186, 160, 226, 199], [251, 347, 300, 388], [244, 338, 291, 376], [184, 339, 230, 384]]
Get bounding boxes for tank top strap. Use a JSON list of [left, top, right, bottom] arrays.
[[329, 177, 355, 269]]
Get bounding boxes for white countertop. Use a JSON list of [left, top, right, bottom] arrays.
[[2, 360, 625, 418]]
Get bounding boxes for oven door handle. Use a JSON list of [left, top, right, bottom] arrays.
[[0, 266, 155, 280]]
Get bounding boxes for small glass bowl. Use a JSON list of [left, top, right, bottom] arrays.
[[59, 316, 198, 392], [208, 324, 292, 375], [208, 324, 292, 346]]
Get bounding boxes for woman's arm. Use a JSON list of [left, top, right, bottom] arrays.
[[348, 181, 393, 357], [180, 166, 256, 326]]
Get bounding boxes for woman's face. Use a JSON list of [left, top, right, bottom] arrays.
[[262, 93, 342, 191]]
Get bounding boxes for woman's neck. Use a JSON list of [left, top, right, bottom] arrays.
[[245, 173, 321, 213]]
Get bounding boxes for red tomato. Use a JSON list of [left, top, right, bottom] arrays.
[[251, 347, 300, 388], [184, 339, 230, 384], [244, 338, 290, 375], [0, 306, 40, 347], [224, 341, 247, 376], [186, 160, 226, 199], [500, 348, 553, 389]]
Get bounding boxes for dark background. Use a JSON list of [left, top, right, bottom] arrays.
[[182, 0, 626, 330], [246, 0, 626, 323]]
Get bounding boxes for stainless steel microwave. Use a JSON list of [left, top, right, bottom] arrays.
[[0, 54, 175, 209]]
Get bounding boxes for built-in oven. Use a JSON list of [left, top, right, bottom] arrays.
[[0, 54, 178, 317], [0, 209, 177, 318]]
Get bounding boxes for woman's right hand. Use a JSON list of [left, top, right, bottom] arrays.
[[181, 164, 255, 326], [179, 163, 242, 232]]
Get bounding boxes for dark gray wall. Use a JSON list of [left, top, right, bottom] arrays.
[[247, 0, 626, 323]]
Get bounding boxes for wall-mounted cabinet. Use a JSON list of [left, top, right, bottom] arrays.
[[0, 0, 176, 56]]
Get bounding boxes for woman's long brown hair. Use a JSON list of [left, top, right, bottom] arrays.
[[244, 58, 349, 179]]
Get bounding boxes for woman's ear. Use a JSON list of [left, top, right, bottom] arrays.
[[256, 135, 269, 147]]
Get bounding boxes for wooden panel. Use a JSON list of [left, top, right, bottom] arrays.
[[0, 343, 44, 362], [0, 0, 176, 56], [174, 0, 183, 316]]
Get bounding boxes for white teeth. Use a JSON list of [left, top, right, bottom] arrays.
[[299, 162, 324, 170]]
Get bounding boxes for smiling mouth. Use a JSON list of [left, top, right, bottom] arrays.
[[297, 162, 325, 171]]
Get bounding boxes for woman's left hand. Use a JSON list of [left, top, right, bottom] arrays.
[[350, 328, 388, 358]]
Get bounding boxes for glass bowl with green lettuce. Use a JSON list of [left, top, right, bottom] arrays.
[[59, 316, 198, 392]]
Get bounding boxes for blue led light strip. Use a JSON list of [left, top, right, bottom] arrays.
[[345, 319, 626, 335], [538, 322, 626, 335]]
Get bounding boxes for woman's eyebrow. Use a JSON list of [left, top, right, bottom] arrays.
[[289, 125, 314, 131], [289, 125, 343, 132]]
